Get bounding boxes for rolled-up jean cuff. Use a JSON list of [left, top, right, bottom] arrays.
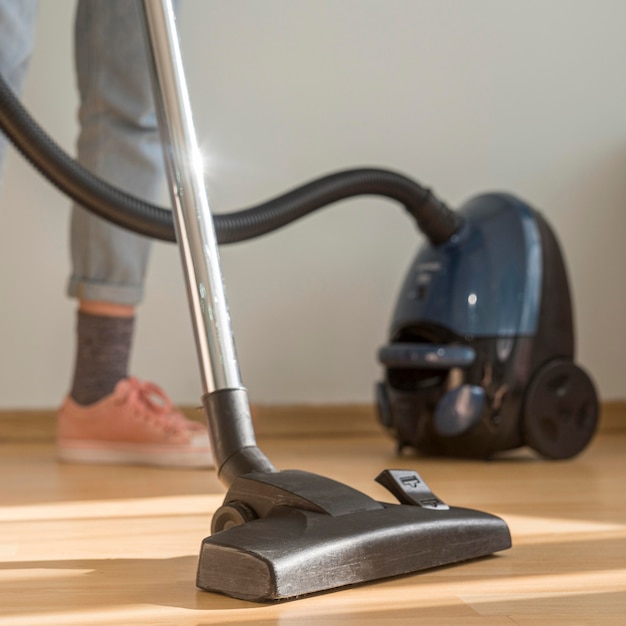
[[67, 276, 145, 307]]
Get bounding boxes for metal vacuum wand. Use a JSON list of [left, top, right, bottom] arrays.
[[139, 0, 511, 602], [139, 0, 274, 484]]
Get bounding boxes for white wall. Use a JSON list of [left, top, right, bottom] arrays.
[[1, 0, 625, 409]]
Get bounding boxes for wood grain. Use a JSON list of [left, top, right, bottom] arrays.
[[0, 405, 624, 624]]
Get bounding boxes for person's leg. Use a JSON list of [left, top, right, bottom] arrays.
[[0, 0, 39, 180], [68, 300, 135, 406], [67, 0, 161, 311], [58, 0, 212, 468]]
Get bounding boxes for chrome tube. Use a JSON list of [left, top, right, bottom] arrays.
[[139, 0, 242, 394]]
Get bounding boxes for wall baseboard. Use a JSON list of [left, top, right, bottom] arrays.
[[0, 401, 623, 443]]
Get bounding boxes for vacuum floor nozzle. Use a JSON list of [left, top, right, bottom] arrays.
[[196, 469, 511, 601]]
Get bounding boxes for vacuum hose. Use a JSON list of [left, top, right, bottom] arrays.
[[0, 71, 462, 245]]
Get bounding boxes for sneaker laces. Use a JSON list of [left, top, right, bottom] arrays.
[[118, 377, 190, 433]]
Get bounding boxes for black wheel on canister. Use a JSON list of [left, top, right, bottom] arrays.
[[523, 359, 599, 459]]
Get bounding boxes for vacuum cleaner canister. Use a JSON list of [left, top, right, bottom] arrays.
[[376, 193, 599, 460]]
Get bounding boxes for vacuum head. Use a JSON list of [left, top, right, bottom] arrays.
[[376, 193, 599, 459], [196, 469, 511, 601]]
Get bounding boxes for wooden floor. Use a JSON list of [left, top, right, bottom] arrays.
[[0, 406, 625, 625]]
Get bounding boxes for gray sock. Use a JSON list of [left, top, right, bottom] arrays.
[[69, 312, 135, 406]]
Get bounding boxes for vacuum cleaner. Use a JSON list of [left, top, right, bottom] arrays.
[[0, 0, 598, 600], [376, 193, 599, 460]]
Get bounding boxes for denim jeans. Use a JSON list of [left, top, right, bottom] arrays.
[[0, 0, 175, 306]]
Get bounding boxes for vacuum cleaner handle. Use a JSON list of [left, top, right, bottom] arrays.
[[378, 343, 476, 369], [139, 0, 274, 483]]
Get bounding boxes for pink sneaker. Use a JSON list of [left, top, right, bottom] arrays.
[[57, 377, 214, 469]]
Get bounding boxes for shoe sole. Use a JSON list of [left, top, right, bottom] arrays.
[[57, 440, 214, 469]]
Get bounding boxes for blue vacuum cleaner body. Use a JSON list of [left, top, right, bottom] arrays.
[[377, 193, 599, 459]]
